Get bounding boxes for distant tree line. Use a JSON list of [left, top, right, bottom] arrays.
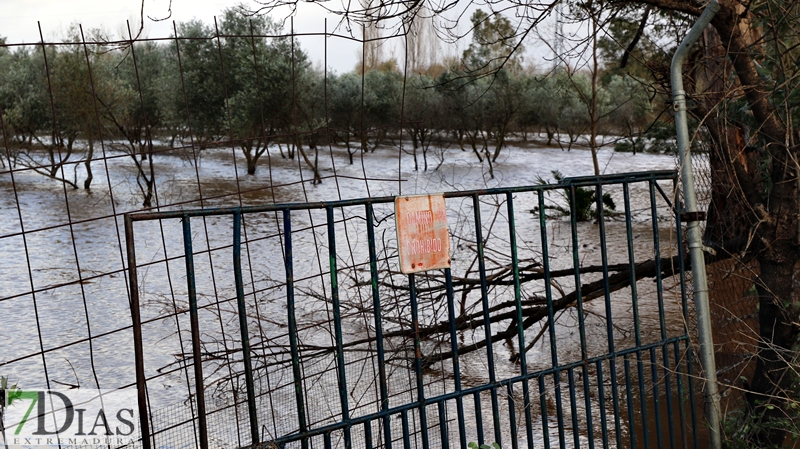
[[0, 6, 661, 202]]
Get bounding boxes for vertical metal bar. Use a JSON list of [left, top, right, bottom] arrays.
[[650, 347, 664, 449], [326, 207, 351, 448], [623, 182, 642, 346], [594, 184, 623, 445], [471, 194, 502, 445], [408, 273, 430, 449], [366, 203, 392, 449], [125, 216, 152, 449], [623, 184, 649, 437], [444, 269, 467, 449], [474, 392, 485, 446], [623, 355, 637, 449], [568, 368, 580, 449], [283, 209, 309, 449], [233, 212, 259, 445], [182, 215, 209, 449], [662, 344, 677, 449], [582, 353, 595, 447], [685, 344, 700, 449], [622, 182, 650, 449], [671, 4, 722, 447], [538, 376, 551, 449], [676, 215, 699, 449], [673, 341, 689, 449], [402, 410, 411, 449], [365, 420, 374, 449], [507, 383, 519, 449], [506, 192, 534, 449], [650, 180, 674, 448], [537, 191, 566, 448], [596, 361, 609, 449], [649, 182, 668, 342], [438, 401, 449, 449], [567, 186, 595, 449]]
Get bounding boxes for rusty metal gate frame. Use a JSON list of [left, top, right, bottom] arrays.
[[125, 169, 706, 449]]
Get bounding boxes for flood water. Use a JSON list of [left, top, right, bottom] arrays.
[[0, 140, 697, 448]]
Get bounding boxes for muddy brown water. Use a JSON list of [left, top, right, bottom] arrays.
[[0, 142, 729, 447]]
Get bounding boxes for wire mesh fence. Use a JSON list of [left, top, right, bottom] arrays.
[[690, 146, 758, 406]]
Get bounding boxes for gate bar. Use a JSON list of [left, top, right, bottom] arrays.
[[676, 214, 701, 449], [365, 204, 392, 449], [671, 1, 722, 447], [408, 274, 430, 449], [124, 216, 152, 449], [537, 191, 566, 448], [444, 268, 467, 449], [566, 186, 596, 449], [649, 181, 671, 448], [506, 192, 534, 449], [595, 183, 624, 445], [232, 212, 259, 445], [283, 209, 310, 449], [326, 207, 352, 448], [471, 194, 502, 446], [125, 171, 677, 223], [182, 215, 209, 449]]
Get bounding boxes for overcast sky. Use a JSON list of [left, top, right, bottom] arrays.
[[0, 0, 559, 74], [0, 0, 364, 73]]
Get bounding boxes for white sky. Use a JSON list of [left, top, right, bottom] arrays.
[[0, 0, 363, 73], [0, 0, 559, 74]]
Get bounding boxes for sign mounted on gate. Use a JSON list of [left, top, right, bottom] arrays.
[[395, 193, 451, 274]]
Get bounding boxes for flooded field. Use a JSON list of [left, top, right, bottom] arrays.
[[0, 141, 699, 447]]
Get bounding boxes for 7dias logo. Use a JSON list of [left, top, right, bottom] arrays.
[[2, 389, 139, 447]]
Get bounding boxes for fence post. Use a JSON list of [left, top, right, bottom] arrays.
[[670, 2, 722, 448]]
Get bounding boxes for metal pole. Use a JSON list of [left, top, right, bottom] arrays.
[[125, 216, 152, 449], [182, 216, 209, 449], [670, 2, 722, 448], [232, 212, 259, 446]]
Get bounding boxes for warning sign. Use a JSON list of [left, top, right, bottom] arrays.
[[395, 194, 451, 274]]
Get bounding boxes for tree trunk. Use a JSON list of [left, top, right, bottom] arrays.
[[695, 3, 800, 445], [492, 127, 505, 162], [84, 137, 94, 190], [346, 140, 355, 165], [411, 129, 419, 171], [747, 254, 800, 447], [297, 140, 322, 184], [589, 5, 600, 177], [421, 129, 429, 171], [243, 143, 257, 175]]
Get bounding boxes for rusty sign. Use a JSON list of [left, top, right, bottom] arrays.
[[395, 194, 451, 274]]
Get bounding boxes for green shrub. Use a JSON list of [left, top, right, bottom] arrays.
[[613, 138, 646, 153], [468, 443, 501, 449], [532, 170, 616, 221]]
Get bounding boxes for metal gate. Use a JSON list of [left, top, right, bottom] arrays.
[[125, 170, 705, 449]]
